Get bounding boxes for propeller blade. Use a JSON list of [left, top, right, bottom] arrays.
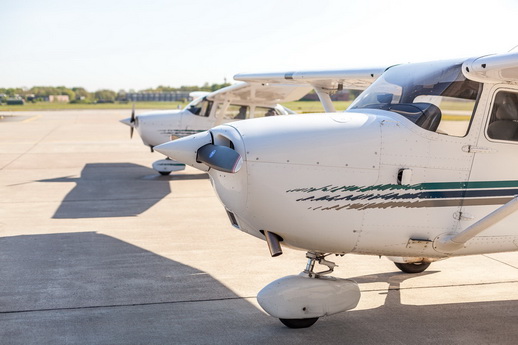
[[197, 144, 243, 173], [131, 104, 136, 123], [129, 104, 136, 138]]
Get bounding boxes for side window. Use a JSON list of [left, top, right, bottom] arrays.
[[253, 106, 278, 118], [223, 105, 250, 120], [413, 95, 478, 137], [201, 100, 213, 117], [487, 91, 518, 141]]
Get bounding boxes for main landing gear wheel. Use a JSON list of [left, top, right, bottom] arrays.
[[279, 317, 319, 329], [394, 262, 430, 273]]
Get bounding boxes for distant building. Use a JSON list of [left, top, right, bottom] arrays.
[[49, 95, 70, 103], [126, 91, 191, 102]]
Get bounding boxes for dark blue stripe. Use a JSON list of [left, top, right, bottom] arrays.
[[296, 188, 518, 203], [416, 188, 518, 200]]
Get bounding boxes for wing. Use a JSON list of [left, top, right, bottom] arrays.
[[189, 91, 211, 100], [463, 52, 518, 84], [234, 67, 387, 91], [234, 67, 387, 112], [208, 82, 313, 105]]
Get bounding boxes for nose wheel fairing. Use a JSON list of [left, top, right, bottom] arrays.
[[152, 158, 186, 175], [257, 253, 360, 328]]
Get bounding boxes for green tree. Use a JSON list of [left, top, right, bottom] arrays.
[[116, 89, 128, 101], [4, 88, 24, 97], [210, 82, 231, 91], [72, 87, 92, 101], [94, 89, 116, 102]]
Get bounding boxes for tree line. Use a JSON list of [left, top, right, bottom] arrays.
[[0, 82, 231, 103]]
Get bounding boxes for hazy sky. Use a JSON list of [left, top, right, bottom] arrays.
[[2, 0, 517, 91]]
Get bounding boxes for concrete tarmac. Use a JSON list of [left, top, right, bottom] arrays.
[[1, 110, 518, 344]]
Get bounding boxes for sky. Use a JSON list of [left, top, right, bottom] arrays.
[[1, 0, 518, 92]]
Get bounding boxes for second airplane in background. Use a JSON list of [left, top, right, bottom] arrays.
[[120, 82, 311, 175]]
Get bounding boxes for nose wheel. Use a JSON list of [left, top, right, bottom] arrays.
[[394, 261, 431, 273], [158, 170, 172, 176], [279, 317, 319, 329]]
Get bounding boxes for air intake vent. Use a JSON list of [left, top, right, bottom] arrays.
[[226, 210, 239, 229]]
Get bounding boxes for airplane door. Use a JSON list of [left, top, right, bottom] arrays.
[[463, 86, 518, 235]]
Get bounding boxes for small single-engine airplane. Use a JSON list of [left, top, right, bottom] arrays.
[[155, 51, 518, 328], [120, 82, 310, 175]]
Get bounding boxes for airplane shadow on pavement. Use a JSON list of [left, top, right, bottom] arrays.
[[38, 163, 207, 219], [1, 232, 518, 344]]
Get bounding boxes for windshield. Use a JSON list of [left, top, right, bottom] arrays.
[[348, 60, 481, 136], [186, 97, 213, 117]]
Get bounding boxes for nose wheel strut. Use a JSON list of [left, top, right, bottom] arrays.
[[304, 252, 337, 278]]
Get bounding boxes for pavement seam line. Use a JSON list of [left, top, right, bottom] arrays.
[[0, 296, 257, 315], [482, 254, 518, 270], [361, 279, 518, 293], [4, 280, 518, 315], [0, 124, 62, 171], [0, 195, 217, 204]]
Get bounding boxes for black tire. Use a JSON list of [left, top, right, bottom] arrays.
[[394, 262, 431, 273], [279, 317, 319, 329], [158, 171, 172, 176]]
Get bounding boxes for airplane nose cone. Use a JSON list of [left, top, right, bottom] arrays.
[[154, 131, 213, 171], [120, 117, 133, 127]]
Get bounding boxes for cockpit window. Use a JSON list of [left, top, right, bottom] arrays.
[[254, 106, 279, 118], [187, 98, 213, 117], [349, 60, 481, 137], [216, 104, 280, 120], [220, 104, 250, 120]]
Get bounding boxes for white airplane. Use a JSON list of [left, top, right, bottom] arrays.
[[120, 83, 311, 175], [155, 51, 518, 328]]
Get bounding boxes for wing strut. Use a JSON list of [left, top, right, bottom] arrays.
[[314, 87, 336, 113], [434, 196, 518, 253]]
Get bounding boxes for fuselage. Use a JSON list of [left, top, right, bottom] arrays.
[[121, 98, 292, 150]]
